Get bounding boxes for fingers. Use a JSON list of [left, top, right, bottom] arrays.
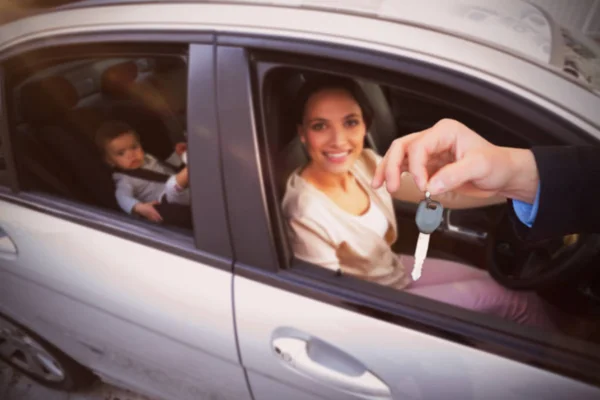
[[407, 122, 458, 191], [426, 153, 488, 195], [373, 119, 481, 194], [372, 132, 418, 192], [150, 209, 163, 222], [372, 152, 388, 189], [147, 201, 163, 222], [371, 158, 387, 189], [382, 141, 405, 193]]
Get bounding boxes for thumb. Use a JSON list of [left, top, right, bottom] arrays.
[[150, 200, 160, 206], [426, 154, 487, 195]]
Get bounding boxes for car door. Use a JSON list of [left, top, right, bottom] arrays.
[[217, 40, 600, 400], [0, 39, 251, 400]]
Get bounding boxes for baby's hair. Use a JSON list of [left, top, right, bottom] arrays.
[[95, 120, 139, 154]]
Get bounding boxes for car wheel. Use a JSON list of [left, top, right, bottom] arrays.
[[0, 313, 96, 391]]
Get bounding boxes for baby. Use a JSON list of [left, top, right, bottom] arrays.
[[95, 120, 190, 222]]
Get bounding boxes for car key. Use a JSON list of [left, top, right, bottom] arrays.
[[412, 192, 444, 281]]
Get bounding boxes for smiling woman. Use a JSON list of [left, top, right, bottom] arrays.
[[281, 73, 557, 329]]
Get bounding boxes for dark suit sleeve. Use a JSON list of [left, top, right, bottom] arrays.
[[508, 146, 600, 241]]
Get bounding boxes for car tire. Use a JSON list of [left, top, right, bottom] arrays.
[[0, 313, 96, 391]]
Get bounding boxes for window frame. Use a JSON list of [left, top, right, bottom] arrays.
[[248, 45, 598, 275], [215, 37, 600, 388], [0, 34, 233, 270], [0, 65, 17, 190]]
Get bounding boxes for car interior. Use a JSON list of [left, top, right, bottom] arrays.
[[7, 54, 189, 229], [261, 66, 600, 343], [263, 67, 532, 264]]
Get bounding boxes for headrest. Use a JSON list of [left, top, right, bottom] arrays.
[[101, 61, 138, 97], [277, 135, 308, 199], [20, 76, 78, 124], [144, 68, 187, 114], [154, 57, 185, 72]]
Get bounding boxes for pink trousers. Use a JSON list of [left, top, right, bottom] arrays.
[[401, 255, 555, 329]]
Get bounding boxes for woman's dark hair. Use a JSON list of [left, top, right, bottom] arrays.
[[293, 74, 374, 130]]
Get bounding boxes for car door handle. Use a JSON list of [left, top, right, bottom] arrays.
[[272, 337, 391, 398], [0, 226, 17, 256]]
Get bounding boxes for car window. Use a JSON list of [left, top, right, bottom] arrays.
[[258, 64, 600, 351], [5, 49, 193, 233]]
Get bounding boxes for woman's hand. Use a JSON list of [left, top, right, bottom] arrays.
[[372, 119, 539, 203]]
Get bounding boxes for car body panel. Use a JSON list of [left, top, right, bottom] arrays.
[[216, 36, 600, 399], [235, 277, 600, 400], [0, 199, 250, 400], [0, 1, 600, 400]]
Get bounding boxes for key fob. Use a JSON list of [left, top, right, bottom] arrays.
[[416, 200, 443, 234]]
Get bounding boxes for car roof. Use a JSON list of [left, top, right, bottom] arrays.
[[1, 0, 599, 134], [57, 0, 559, 65]]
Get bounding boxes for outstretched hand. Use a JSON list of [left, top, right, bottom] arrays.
[[372, 119, 539, 203]]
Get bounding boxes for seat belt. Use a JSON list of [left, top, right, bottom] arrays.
[[114, 159, 182, 182], [114, 168, 170, 183]]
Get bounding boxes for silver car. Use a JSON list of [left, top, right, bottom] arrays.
[[1, 1, 600, 399]]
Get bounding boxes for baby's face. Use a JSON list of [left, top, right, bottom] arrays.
[[104, 131, 145, 170]]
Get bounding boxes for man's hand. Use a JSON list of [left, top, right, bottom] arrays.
[[175, 142, 187, 156], [133, 201, 163, 222], [372, 119, 540, 203]]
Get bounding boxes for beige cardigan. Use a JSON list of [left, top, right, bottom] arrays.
[[282, 149, 412, 290]]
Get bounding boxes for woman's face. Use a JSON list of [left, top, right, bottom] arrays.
[[299, 88, 367, 175]]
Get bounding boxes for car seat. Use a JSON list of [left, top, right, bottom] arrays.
[[100, 60, 185, 159], [19, 75, 119, 209]]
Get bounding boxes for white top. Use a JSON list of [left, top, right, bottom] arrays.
[[112, 152, 189, 213], [352, 201, 389, 238]]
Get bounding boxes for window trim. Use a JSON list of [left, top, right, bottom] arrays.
[[0, 189, 230, 270], [215, 37, 600, 388], [253, 56, 585, 274], [0, 65, 17, 190], [0, 31, 214, 63], [1, 35, 233, 270]]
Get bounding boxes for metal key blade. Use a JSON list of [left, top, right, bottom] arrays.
[[412, 232, 430, 281]]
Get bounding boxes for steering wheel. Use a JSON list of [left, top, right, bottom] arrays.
[[486, 208, 600, 290]]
